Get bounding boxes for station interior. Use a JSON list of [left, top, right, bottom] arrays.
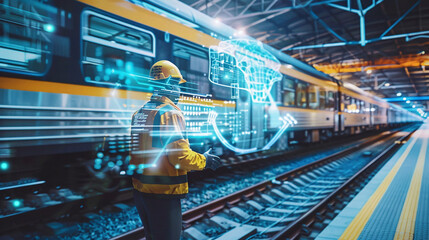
[[1, 0, 429, 239]]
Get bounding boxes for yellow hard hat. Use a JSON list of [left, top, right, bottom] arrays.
[[149, 60, 186, 84]]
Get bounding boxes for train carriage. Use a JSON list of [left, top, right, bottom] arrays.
[[0, 0, 422, 183]]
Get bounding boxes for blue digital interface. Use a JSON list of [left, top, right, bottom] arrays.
[[209, 39, 282, 103]]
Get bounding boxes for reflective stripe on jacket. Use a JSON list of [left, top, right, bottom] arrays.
[[130, 95, 206, 198]]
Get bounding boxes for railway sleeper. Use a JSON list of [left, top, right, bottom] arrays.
[[246, 200, 265, 211], [282, 181, 300, 192], [229, 207, 251, 220], [214, 225, 257, 240], [183, 226, 210, 240]]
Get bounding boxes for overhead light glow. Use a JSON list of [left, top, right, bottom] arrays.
[[366, 69, 372, 74], [406, 100, 411, 103], [413, 105, 416, 108], [215, 18, 221, 24], [236, 28, 246, 36], [384, 83, 390, 87], [403, 97, 407, 100], [0, 161, 9, 170], [12, 199, 22, 208], [396, 92, 402, 97], [43, 24, 55, 32]]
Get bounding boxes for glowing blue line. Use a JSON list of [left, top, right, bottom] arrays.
[[262, 122, 290, 150], [208, 111, 296, 153], [211, 118, 257, 154]]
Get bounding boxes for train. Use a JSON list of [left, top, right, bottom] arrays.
[[0, 0, 422, 184]]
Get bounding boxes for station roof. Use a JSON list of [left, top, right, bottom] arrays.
[[179, 0, 429, 113]]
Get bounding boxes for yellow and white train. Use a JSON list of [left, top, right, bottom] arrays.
[[0, 0, 421, 180]]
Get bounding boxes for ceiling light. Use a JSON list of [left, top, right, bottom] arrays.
[[215, 18, 221, 24], [403, 97, 407, 100], [413, 105, 416, 108], [406, 100, 411, 103], [396, 93, 402, 97], [366, 69, 372, 74], [236, 28, 246, 36], [384, 83, 390, 87]]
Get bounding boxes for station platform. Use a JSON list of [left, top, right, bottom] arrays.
[[316, 120, 429, 240]]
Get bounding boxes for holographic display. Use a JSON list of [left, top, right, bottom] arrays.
[[209, 39, 282, 103], [207, 39, 297, 154]]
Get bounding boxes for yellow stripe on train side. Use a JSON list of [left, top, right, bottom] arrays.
[[0, 77, 235, 108], [77, 0, 220, 48], [278, 106, 335, 114], [340, 86, 390, 108], [0, 77, 152, 101], [280, 65, 338, 91]]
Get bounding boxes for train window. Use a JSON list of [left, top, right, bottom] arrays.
[[283, 78, 295, 106], [296, 82, 308, 108], [343, 95, 350, 112], [308, 85, 319, 109], [327, 91, 335, 111], [0, 1, 53, 74], [319, 87, 326, 110], [348, 98, 357, 113], [173, 41, 210, 96], [361, 101, 366, 112], [82, 11, 155, 88], [85, 13, 154, 55]]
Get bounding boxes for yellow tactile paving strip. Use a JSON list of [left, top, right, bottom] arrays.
[[393, 137, 428, 240], [339, 130, 423, 240]]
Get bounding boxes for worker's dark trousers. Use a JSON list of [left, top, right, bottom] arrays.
[[133, 189, 182, 240]]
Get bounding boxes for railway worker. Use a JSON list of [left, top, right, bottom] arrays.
[[130, 60, 222, 240]]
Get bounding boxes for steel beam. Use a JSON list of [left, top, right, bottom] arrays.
[[313, 54, 429, 73], [238, 0, 257, 16], [384, 96, 429, 102], [380, 0, 421, 38], [213, 0, 232, 17], [283, 30, 429, 50], [243, 8, 290, 30], [307, 8, 346, 42], [223, 0, 342, 21]]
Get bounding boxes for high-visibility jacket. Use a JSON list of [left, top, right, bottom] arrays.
[[130, 95, 206, 198]]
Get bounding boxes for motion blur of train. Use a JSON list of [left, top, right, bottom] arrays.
[[0, 0, 422, 185]]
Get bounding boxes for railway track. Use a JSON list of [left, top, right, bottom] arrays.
[[0, 125, 417, 239], [0, 128, 386, 235], [111, 125, 418, 240]]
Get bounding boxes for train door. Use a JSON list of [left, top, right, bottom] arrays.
[[337, 92, 345, 132], [370, 103, 374, 127]]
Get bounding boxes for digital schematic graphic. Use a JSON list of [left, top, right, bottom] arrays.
[[209, 39, 282, 102], [207, 39, 297, 154]]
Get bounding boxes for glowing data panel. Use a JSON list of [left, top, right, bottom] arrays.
[[209, 39, 282, 103]]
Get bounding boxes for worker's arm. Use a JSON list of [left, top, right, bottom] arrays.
[[161, 111, 206, 171]]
